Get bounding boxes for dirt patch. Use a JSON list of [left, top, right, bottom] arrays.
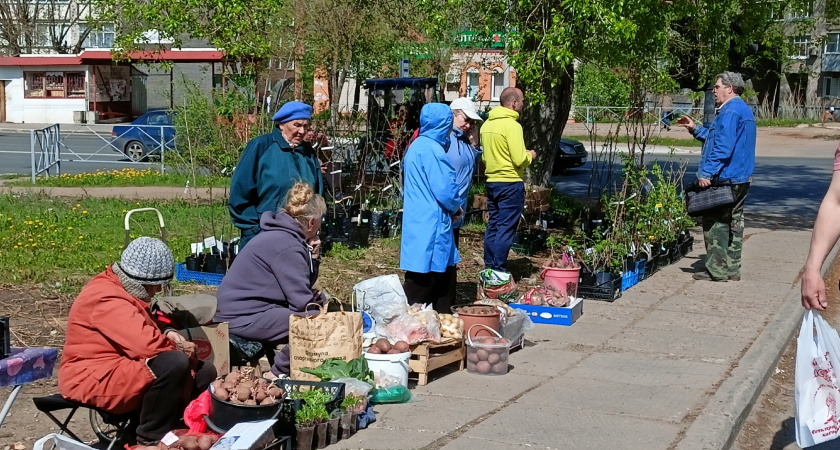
[[732, 255, 840, 450]]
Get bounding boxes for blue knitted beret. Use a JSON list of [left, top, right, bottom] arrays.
[[273, 101, 313, 123]]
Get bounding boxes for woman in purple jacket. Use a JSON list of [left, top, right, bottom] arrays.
[[215, 182, 327, 377]]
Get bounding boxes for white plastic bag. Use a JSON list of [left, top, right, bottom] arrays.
[[796, 310, 840, 447], [354, 275, 409, 325]]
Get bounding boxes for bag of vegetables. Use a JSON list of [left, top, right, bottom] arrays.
[[289, 301, 364, 382]]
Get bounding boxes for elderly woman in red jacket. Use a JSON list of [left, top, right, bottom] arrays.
[[58, 237, 216, 445]]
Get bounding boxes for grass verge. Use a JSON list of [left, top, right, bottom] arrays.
[[755, 118, 819, 127], [563, 135, 702, 148], [0, 193, 232, 291], [6, 168, 230, 188]]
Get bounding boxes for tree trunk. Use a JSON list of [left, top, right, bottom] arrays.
[[293, 0, 306, 100], [519, 62, 574, 187], [352, 73, 362, 113]]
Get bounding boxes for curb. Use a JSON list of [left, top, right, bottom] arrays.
[[675, 244, 839, 450]]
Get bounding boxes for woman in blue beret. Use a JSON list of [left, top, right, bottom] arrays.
[[229, 101, 324, 250]]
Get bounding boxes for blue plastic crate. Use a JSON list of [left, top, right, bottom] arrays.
[[175, 263, 224, 286], [621, 271, 636, 291]]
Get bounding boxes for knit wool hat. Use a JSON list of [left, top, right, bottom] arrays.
[[273, 101, 313, 123], [118, 237, 175, 285]]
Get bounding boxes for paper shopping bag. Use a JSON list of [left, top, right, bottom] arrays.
[[795, 311, 840, 447], [289, 302, 363, 381]]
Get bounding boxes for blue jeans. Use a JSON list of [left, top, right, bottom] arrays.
[[484, 182, 525, 271]]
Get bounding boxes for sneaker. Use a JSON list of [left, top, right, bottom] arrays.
[[729, 274, 741, 281], [693, 271, 728, 282]]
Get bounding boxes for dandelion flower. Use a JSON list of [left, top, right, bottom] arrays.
[[67, 227, 73, 230], [82, 211, 88, 214]]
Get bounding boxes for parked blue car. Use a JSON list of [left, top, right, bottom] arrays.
[[111, 110, 175, 161]]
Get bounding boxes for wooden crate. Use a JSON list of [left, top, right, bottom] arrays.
[[408, 339, 465, 386]]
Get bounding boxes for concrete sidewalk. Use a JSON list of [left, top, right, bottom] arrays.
[[0, 122, 114, 135], [333, 225, 816, 449]]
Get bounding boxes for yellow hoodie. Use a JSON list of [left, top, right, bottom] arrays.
[[480, 106, 532, 182]]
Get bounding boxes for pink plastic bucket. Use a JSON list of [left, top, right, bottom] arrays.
[[540, 266, 581, 297]]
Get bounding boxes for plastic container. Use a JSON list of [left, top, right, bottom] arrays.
[[175, 263, 224, 286], [364, 351, 411, 388], [540, 266, 580, 297], [451, 305, 501, 339], [465, 324, 511, 376]]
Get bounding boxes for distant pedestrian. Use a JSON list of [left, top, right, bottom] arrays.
[[229, 101, 323, 250], [677, 72, 756, 282], [661, 93, 673, 131], [801, 140, 840, 310], [400, 103, 462, 313], [823, 107, 836, 123], [480, 87, 535, 273]]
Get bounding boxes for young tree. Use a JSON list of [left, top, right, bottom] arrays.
[[0, 0, 92, 55]]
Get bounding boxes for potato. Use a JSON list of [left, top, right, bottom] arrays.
[[239, 380, 255, 390], [197, 435, 214, 450], [386, 348, 401, 354], [222, 381, 237, 392], [267, 386, 284, 398], [476, 348, 489, 361], [467, 351, 479, 363], [487, 352, 500, 365], [212, 387, 229, 402], [499, 350, 508, 362], [254, 388, 267, 402], [476, 361, 491, 374], [492, 361, 507, 374], [224, 371, 240, 384], [244, 399, 257, 405], [255, 378, 269, 388], [261, 397, 275, 405], [367, 346, 382, 354], [236, 385, 252, 402], [178, 436, 199, 450], [467, 361, 477, 372], [498, 338, 510, 344], [211, 379, 225, 393], [394, 341, 410, 352], [375, 339, 392, 352]]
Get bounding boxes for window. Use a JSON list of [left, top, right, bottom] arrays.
[[791, 35, 811, 59], [466, 70, 479, 100], [24, 71, 85, 98], [790, 0, 813, 19], [825, 77, 840, 98], [82, 23, 115, 49], [826, 33, 840, 54], [491, 69, 505, 100], [768, 0, 785, 21]]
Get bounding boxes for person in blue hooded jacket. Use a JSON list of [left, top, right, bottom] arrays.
[[228, 101, 324, 250], [400, 103, 462, 313]]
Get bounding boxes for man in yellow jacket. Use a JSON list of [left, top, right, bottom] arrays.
[[480, 87, 536, 272]]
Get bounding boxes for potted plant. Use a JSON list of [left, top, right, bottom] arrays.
[[339, 394, 366, 439], [295, 404, 318, 450], [300, 390, 331, 449]]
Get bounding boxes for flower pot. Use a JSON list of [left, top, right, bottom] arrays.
[[295, 425, 315, 450], [540, 266, 580, 297], [349, 412, 358, 435], [579, 265, 596, 286], [185, 255, 202, 272], [451, 305, 501, 338], [339, 413, 354, 439], [327, 417, 340, 445], [314, 422, 328, 449]]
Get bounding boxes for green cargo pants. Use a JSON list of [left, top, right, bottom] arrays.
[[701, 183, 750, 280]]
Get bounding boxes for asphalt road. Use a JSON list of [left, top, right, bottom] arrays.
[[552, 152, 831, 228], [0, 132, 147, 176]]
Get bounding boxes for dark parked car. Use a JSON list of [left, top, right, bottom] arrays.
[[111, 110, 175, 161], [552, 138, 588, 175]]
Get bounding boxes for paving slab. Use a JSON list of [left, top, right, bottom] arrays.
[[370, 396, 500, 433], [606, 325, 754, 361], [504, 348, 588, 378], [656, 293, 777, 318], [562, 353, 729, 389], [413, 370, 544, 403], [330, 427, 441, 449], [455, 402, 682, 450], [517, 376, 704, 422], [522, 321, 625, 348], [572, 302, 648, 326], [440, 437, 542, 450], [633, 309, 768, 338]]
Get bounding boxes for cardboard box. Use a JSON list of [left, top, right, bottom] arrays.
[[472, 193, 488, 210], [524, 185, 550, 212], [510, 297, 583, 326], [211, 420, 276, 450], [177, 323, 230, 375]]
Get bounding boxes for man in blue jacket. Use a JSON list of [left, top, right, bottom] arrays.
[[401, 103, 462, 313], [228, 101, 323, 250], [677, 71, 756, 282]]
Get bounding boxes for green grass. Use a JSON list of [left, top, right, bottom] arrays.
[[0, 193, 232, 291], [6, 168, 230, 188], [325, 242, 368, 261], [563, 135, 702, 148], [755, 118, 819, 127]]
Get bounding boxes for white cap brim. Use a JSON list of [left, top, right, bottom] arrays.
[[463, 109, 483, 122]]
